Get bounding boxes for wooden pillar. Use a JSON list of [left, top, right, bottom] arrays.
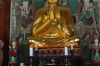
[[0, 0, 10, 65], [0, 2, 5, 66], [0, 3, 5, 40]]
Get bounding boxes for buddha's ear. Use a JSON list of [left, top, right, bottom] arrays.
[[58, 0, 60, 3], [57, 0, 60, 4], [46, 0, 48, 4]]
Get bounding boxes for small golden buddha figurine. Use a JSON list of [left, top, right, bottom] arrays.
[[28, 0, 80, 46]]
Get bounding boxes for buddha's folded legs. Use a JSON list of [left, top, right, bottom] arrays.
[[28, 36, 80, 46]]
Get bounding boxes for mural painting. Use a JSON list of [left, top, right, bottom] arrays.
[[9, 0, 45, 64], [9, 0, 100, 65]]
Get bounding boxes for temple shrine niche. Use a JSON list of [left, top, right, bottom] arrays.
[[8, 0, 100, 66]]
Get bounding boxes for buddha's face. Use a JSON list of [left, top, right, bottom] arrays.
[[46, 0, 59, 4]]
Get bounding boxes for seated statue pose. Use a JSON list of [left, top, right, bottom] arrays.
[[28, 0, 80, 46]]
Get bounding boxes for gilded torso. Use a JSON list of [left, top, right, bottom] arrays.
[[31, 7, 74, 38], [29, 6, 80, 46]]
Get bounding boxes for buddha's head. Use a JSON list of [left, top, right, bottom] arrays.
[[46, 0, 60, 4]]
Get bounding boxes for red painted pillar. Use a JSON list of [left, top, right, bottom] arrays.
[[0, 3, 5, 41]]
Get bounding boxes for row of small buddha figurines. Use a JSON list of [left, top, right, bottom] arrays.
[[28, 0, 80, 47]]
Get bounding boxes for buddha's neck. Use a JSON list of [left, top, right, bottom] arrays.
[[49, 4, 58, 10]]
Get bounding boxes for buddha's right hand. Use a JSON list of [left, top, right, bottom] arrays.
[[49, 10, 55, 21]]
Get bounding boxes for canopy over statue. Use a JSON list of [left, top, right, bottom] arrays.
[[28, 0, 80, 47]]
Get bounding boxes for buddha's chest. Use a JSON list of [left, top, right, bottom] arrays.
[[45, 9, 61, 19], [54, 10, 61, 19]]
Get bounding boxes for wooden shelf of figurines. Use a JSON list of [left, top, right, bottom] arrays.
[[25, 45, 84, 66]]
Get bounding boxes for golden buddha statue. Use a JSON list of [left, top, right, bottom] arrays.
[[28, 0, 80, 46]]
